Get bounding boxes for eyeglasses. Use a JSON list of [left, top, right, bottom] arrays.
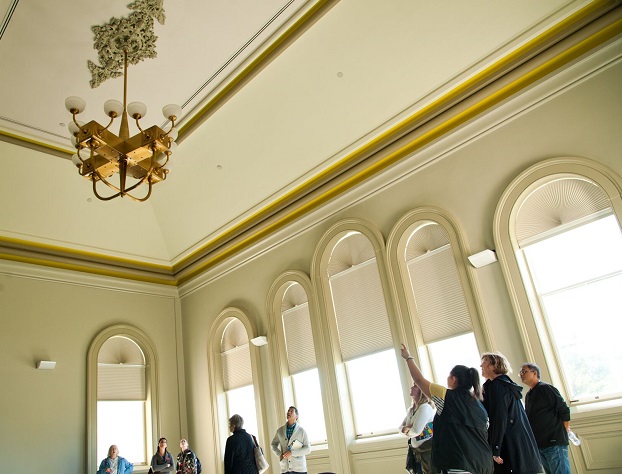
[[519, 369, 534, 375]]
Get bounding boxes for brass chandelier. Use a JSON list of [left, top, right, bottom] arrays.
[[66, 51, 180, 202]]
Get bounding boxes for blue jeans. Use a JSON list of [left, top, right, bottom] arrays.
[[539, 445, 570, 474]]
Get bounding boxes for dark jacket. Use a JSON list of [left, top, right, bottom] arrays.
[[483, 375, 542, 474], [432, 388, 494, 474], [525, 381, 570, 448], [224, 429, 259, 474]]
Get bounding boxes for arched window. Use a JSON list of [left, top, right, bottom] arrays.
[[220, 318, 259, 437], [495, 158, 622, 403], [87, 325, 159, 471], [387, 208, 490, 384], [269, 273, 327, 444], [314, 222, 405, 438], [207, 307, 266, 472], [97, 336, 147, 462]]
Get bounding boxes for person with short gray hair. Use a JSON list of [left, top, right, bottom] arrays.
[[224, 414, 259, 474]]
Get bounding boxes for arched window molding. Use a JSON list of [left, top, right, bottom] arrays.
[[494, 156, 622, 396], [207, 307, 267, 474], [386, 207, 493, 379], [310, 218, 407, 468], [266, 271, 330, 448], [87, 324, 160, 472]]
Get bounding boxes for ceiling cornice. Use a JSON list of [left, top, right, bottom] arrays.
[[1, 1, 621, 287]]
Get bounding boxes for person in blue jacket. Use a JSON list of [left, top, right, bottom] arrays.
[[97, 444, 134, 474]]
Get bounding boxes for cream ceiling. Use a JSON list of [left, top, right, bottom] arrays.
[[0, 0, 617, 285]]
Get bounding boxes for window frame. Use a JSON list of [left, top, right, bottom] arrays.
[[493, 157, 622, 403], [386, 207, 493, 381], [87, 324, 160, 472], [207, 307, 267, 474]]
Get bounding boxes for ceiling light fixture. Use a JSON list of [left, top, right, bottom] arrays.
[[65, 51, 180, 202]]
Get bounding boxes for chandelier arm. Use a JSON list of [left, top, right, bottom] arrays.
[[163, 118, 176, 138], [92, 177, 122, 201], [134, 117, 146, 134], [123, 180, 154, 202], [121, 151, 158, 194], [101, 115, 116, 132], [93, 168, 124, 194], [71, 114, 87, 134]]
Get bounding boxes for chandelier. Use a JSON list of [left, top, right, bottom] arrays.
[[65, 50, 180, 202]]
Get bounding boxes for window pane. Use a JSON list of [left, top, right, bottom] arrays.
[[525, 215, 622, 293], [523, 214, 622, 400], [292, 368, 327, 444], [226, 385, 258, 438], [345, 349, 405, 436], [427, 332, 481, 384], [541, 274, 622, 399], [97, 401, 146, 463]]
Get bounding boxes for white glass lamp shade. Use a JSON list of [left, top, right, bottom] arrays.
[[71, 154, 82, 167], [70, 135, 78, 146], [168, 127, 178, 141], [127, 101, 147, 119], [155, 152, 168, 165], [162, 104, 182, 120], [68, 120, 84, 136], [65, 96, 86, 114], [104, 100, 124, 117]]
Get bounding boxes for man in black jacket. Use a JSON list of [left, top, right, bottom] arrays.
[[521, 363, 571, 474]]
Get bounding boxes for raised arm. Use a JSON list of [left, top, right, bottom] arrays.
[[400, 344, 432, 399]]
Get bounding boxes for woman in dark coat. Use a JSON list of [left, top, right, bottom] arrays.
[[224, 414, 259, 474], [481, 352, 542, 474]]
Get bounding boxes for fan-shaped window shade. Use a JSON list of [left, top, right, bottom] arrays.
[[328, 232, 376, 276], [221, 319, 252, 391], [330, 259, 393, 361], [516, 178, 611, 245], [283, 302, 316, 374], [98, 336, 146, 401]]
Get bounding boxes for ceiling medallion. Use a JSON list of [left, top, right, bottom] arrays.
[[64, 0, 180, 202]]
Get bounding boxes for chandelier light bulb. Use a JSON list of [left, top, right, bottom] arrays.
[[104, 100, 124, 118], [65, 96, 86, 114], [68, 121, 84, 136], [162, 104, 182, 121], [127, 101, 147, 119]]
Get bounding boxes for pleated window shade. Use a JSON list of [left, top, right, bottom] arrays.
[[516, 178, 610, 245], [221, 344, 253, 391], [97, 336, 146, 401], [329, 259, 393, 361], [283, 303, 317, 374], [407, 245, 472, 344]]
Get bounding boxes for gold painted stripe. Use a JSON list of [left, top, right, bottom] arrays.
[[0, 252, 178, 286], [0, 236, 172, 272], [175, 1, 622, 274], [177, 14, 622, 285]]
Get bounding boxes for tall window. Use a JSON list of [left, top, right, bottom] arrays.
[[97, 336, 147, 464], [221, 318, 258, 437], [513, 176, 622, 402], [403, 221, 481, 381], [327, 231, 403, 437], [280, 282, 327, 444]]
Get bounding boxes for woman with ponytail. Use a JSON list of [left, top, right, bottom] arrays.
[[401, 344, 493, 474]]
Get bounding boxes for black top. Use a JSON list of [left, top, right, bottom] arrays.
[[525, 381, 570, 448], [483, 375, 542, 474], [432, 388, 494, 474], [224, 428, 259, 474]]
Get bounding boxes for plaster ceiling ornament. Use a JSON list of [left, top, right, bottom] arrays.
[[88, 0, 166, 88]]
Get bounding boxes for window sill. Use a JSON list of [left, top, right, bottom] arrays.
[[348, 433, 404, 454], [571, 398, 622, 418]]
